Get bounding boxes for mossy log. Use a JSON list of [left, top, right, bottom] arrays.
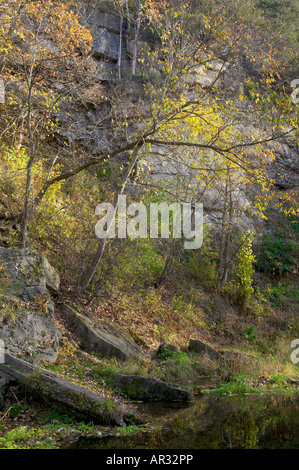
[[0, 354, 124, 425]]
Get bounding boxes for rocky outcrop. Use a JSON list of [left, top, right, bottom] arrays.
[[79, 7, 129, 68], [0, 353, 124, 425], [114, 374, 191, 402], [0, 247, 60, 362], [60, 305, 146, 361], [53, 7, 299, 237], [0, 247, 60, 299]]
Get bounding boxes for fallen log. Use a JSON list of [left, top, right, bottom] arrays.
[[0, 354, 124, 425]]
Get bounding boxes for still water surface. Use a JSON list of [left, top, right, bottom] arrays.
[[78, 393, 299, 449]]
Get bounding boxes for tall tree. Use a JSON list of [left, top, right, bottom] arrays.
[[0, 0, 93, 247]]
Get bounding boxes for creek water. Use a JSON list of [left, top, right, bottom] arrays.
[[76, 393, 299, 449]]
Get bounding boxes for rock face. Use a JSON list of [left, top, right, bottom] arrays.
[[60, 305, 146, 361], [188, 338, 223, 362], [0, 247, 60, 362], [0, 354, 124, 425], [88, 11, 121, 34], [114, 374, 191, 402], [79, 7, 127, 65], [0, 247, 60, 299], [92, 28, 120, 61], [38, 6, 298, 238]]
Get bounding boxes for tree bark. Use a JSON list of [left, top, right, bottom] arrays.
[[20, 85, 35, 249], [132, 0, 141, 76]]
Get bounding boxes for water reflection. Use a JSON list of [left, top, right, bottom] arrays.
[[79, 394, 299, 449]]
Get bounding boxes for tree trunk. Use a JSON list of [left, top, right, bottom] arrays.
[[20, 156, 34, 248], [217, 170, 233, 291], [20, 86, 35, 249], [132, 0, 141, 76], [79, 145, 142, 291]]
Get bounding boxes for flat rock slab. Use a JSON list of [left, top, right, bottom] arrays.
[[0, 308, 59, 363], [114, 375, 191, 402], [61, 305, 146, 362], [188, 338, 223, 362], [0, 354, 124, 425]]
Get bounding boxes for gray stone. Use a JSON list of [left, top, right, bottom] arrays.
[[188, 338, 223, 362], [81, 9, 121, 34], [0, 307, 58, 362], [92, 28, 120, 61], [92, 60, 118, 80], [0, 354, 124, 425], [60, 305, 146, 361], [93, 12, 121, 33], [0, 247, 59, 362], [114, 374, 191, 401], [0, 247, 60, 297], [42, 256, 60, 292], [78, 8, 123, 62]]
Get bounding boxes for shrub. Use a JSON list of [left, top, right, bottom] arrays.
[[257, 231, 298, 275], [236, 231, 256, 307]]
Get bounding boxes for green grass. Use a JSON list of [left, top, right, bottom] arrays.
[[202, 372, 299, 396], [265, 284, 299, 308]]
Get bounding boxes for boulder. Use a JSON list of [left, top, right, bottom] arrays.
[[81, 8, 121, 34], [188, 338, 223, 362], [114, 374, 191, 401], [0, 247, 60, 299], [42, 255, 60, 293], [0, 307, 59, 363], [0, 247, 59, 362], [60, 305, 146, 361], [0, 354, 124, 425], [92, 28, 120, 61]]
